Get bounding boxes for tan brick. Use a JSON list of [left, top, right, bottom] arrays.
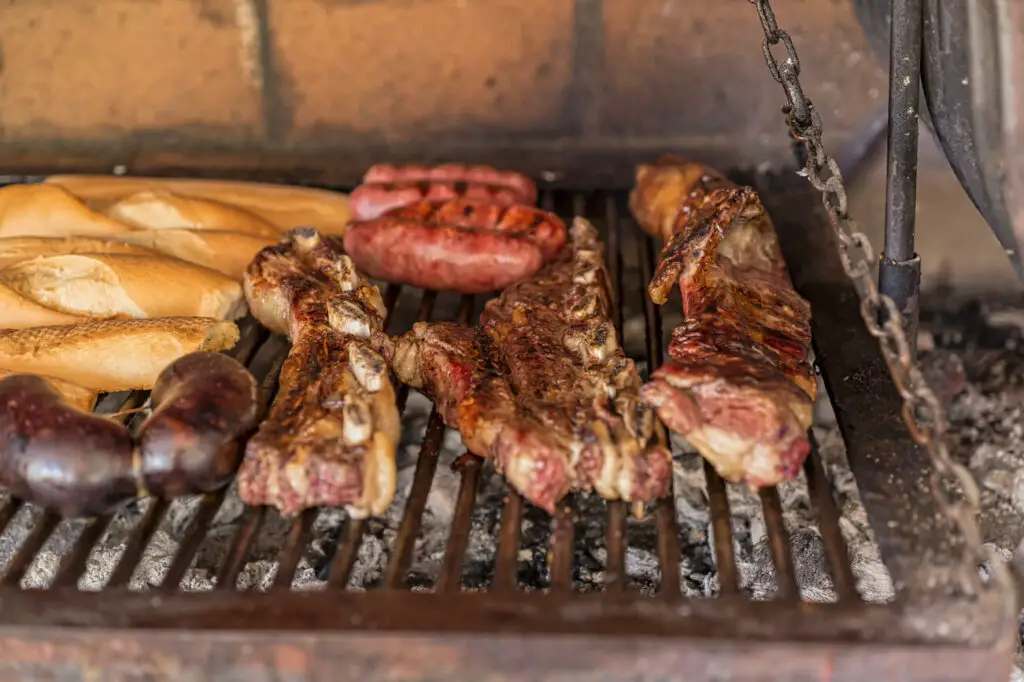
[[0, 0, 263, 140], [267, 0, 574, 142]]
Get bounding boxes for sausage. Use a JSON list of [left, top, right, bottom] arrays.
[[135, 352, 263, 498], [343, 199, 568, 293], [0, 375, 137, 517], [350, 163, 538, 221]]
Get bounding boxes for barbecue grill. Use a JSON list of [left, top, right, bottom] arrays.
[[0, 1, 1019, 681]]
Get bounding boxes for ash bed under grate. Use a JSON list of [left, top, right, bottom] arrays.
[[0, 178, 1014, 682]]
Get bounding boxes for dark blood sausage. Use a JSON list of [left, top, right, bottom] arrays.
[[0, 375, 137, 517], [349, 163, 538, 221], [136, 352, 264, 498], [343, 199, 567, 294]]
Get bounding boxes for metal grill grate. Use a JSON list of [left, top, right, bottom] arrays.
[[0, 179, 1013, 682]]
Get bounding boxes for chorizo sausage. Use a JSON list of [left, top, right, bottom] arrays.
[[343, 199, 568, 293], [135, 352, 264, 498], [350, 163, 537, 221], [0, 375, 137, 517]]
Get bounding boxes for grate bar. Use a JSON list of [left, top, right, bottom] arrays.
[[106, 499, 169, 588], [604, 500, 627, 591], [1, 512, 59, 587], [437, 456, 483, 592], [51, 515, 114, 588], [274, 508, 318, 589], [327, 518, 365, 588], [383, 410, 444, 589], [549, 501, 576, 592], [492, 491, 524, 591], [160, 491, 228, 590], [705, 460, 741, 594], [759, 486, 800, 599], [804, 438, 858, 600], [229, 317, 268, 367], [216, 506, 266, 590]]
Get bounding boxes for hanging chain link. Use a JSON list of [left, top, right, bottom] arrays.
[[747, 0, 1013, 606]]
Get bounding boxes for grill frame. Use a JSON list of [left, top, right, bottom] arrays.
[[0, 173, 1014, 682]]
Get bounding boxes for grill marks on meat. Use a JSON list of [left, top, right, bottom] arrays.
[[349, 163, 538, 221], [393, 218, 671, 512], [239, 228, 399, 518], [343, 199, 568, 294], [631, 156, 815, 489]]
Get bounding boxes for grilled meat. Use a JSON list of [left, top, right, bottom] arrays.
[[393, 217, 672, 512], [349, 163, 537, 221], [631, 156, 815, 488], [343, 199, 568, 294], [239, 228, 399, 518]]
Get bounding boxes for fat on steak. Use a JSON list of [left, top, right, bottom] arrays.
[[631, 157, 815, 488], [238, 228, 400, 518], [392, 217, 672, 512]]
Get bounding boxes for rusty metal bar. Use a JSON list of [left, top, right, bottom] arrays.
[[273, 508, 318, 589], [160, 491, 229, 590], [437, 457, 483, 593], [637, 231, 681, 597], [50, 515, 113, 588], [604, 501, 627, 591], [105, 499, 169, 588], [549, 502, 576, 593], [601, 193, 629, 592], [759, 487, 800, 599], [216, 507, 266, 591], [705, 460, 741, 595], [1, 512, 59, 587], [383, 410, 444, 589], [493, 491, 524, 592], [804, 438, 858, 601], [328, 519, 366, 588]]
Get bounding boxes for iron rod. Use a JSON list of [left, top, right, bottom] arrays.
[[881, 0, 924, 358]]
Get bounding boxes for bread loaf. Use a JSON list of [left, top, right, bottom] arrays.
[[0, 185, 136, 238], [0, 236, 156, 269], [0, 282, 88, 329], [1, 253, 246, 320], [114, 229, 276, 279], [45, 175, 352, 236], [0, 370, 97, 411], [0, 317, 239, 391], [104, 191, 280, 238]]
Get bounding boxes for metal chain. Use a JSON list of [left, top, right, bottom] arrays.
[[747, 0, 1013, 604]]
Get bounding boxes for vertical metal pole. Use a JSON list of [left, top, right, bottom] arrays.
[[880, 0, 924, 359]]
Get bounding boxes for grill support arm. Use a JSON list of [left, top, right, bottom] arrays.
[[880, 0, 924, 358]]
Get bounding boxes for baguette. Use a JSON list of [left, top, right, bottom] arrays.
[[45, 175, 352, 235], [0, 185, 136, 238], [1, 254, 246, 321], [0, 317, 239, 392], [113, 228, 276, 279], [0, 370, 97, 411], [103, 191, 280, 238], [0, 282, 88, 329], [0, 236, 157, 269]]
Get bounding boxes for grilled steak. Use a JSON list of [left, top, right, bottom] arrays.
[[239, 228, 400, 518], [349, 163, 537, 221], [393, 217, 672, 512], [343, 199, 568, 294], [631, 156, 815, 488]]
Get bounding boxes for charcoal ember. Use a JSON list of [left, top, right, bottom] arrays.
[[920, 349, 967, 409]]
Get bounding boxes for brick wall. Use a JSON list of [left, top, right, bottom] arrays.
[[0, 0, 886, 184]]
